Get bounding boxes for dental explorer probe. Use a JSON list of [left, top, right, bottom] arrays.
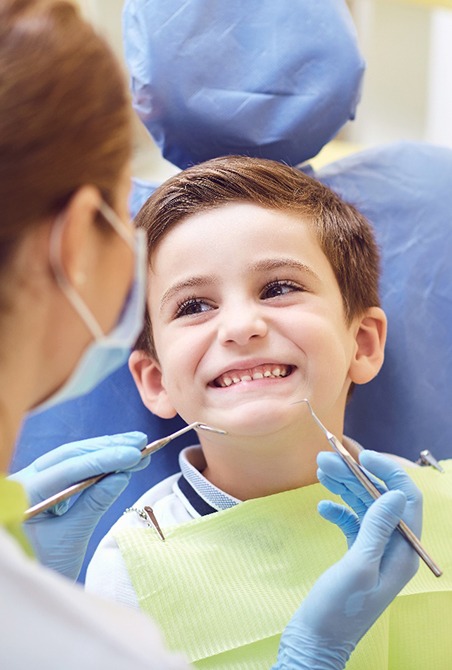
[[298, 399, 442, 578], [23, 422, 226, 521]]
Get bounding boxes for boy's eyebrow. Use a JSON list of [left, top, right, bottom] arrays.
[[159, 275, 217, 311], [249, 257, 320, 281]]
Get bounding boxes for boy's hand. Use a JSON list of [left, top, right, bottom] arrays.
[[273, 451, 422, 669]]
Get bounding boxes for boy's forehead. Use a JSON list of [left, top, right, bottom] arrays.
[[147, 203, 330, 289], [149, 202, 314, 256]]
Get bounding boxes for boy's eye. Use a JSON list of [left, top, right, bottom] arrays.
[[175, 297, 214, 318], [261, 280, 301, 300]]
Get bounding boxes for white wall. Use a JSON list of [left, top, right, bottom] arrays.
[[346, 0, 452, 149], [426, 9, 452, 146], [75, 0, 178, 182], [76, 0, 124, 59]]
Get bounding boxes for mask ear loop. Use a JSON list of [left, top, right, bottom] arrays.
[[98, 200, 136, 249], [49, 212, 104, 341]]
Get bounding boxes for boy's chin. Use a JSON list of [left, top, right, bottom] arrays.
[[208, 401, 303, 439]]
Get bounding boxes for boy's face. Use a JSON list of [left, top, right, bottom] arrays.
[[135, 203, 384, 438]]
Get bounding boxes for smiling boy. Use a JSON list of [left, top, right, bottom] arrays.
[[126, 156, 387, 497], [86, 156, 413, 667]]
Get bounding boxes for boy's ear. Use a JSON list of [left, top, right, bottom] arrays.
[[349, 307, 387, 385], [128, 350, 178, 419]]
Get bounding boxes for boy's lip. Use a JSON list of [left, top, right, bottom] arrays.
[[209, 361, 295, 388]]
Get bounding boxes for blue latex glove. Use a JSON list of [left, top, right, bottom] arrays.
[[273, 451, 422, 670], [9, 432, 149, 580]]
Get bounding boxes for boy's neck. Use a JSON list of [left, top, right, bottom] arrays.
[[199, 422, 348, 501]]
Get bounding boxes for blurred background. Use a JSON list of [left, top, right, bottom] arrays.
[[75, 0, 452, 177]]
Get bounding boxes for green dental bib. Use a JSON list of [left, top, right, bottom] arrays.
[[0, 476, 33, 557], [116, 463, 452, 669]]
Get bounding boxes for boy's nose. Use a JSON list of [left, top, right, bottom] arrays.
[[217, 305, 268, 346]]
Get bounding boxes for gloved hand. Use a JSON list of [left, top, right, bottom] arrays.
[[9, 432, 149, 580], [273, 451, 422, 670]]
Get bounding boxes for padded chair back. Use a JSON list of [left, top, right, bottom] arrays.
[[318, 142, 452, 463]]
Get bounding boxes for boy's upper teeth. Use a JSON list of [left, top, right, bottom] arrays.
[[215, 364, 291, 387]]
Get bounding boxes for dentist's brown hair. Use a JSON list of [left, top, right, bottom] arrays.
[[0, 0, 132, 266]]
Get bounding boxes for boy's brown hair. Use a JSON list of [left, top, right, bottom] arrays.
[[135, 155, 381, 356]]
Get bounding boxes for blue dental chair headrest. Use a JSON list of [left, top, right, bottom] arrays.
[[123, 0, 365, 168]]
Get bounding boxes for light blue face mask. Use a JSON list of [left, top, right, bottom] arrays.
[[30, 201, 147, 415]]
